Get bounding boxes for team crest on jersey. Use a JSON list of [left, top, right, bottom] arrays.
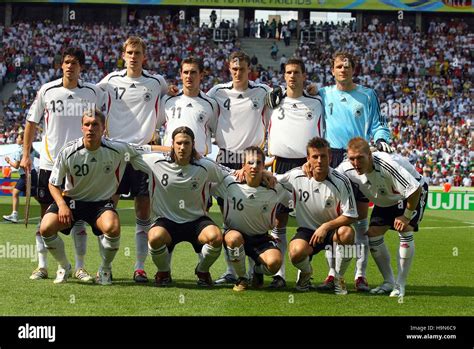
[[306, 111, 313, 120], [103, 161, 113, 174], [197, 112, 205, 123], [251, 97, 259, 110], [325, 197, 334, 208], [354, 104, 363, 118], [143, 92, 152, 102], [377, 186, 386, 195], [261, 204, 269, 213], [191, 181, 199, 190]]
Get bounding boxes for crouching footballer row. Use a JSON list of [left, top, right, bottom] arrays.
[[39, 109, 427, 298]]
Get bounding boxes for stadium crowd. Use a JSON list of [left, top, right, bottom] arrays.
[[0, 15, 472, 186]]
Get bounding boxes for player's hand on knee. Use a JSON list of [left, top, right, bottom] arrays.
[[310, 226, 328, 246], [265, 86, 283, 109], [376, 139, 395, 153], [394, 215, 409, 232], [58, 203, 73, 226]]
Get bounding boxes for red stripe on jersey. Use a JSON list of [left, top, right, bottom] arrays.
[[107, 93, 111, 114], [45, 109, 50, 127], [336, 201, 341, 216], [201, 185, 206, 213], [115, 162, 121, 183], [224, 199, 230, 222], [317, 116, 321, 137], [154, 96, 159, 117], [392, 186, 400, 194], [270, 204, 277, 225]]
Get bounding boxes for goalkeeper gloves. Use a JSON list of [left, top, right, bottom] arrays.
[[265, 86, 283, 109]]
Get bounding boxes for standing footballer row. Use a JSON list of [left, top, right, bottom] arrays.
[[20, 36, 427, 297]]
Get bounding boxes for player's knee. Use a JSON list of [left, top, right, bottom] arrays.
[[337, 226, 355, 245], [208, 229, 223, 247], [148, 228, 169, 248], [266, 255, 282, 274], [102, 221, 120, 238], [224, 231, 243, 248], [289, 242, 306, 263]]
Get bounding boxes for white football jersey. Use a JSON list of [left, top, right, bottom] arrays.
[[207, 81, 271, 152], [267, 92, 325, 158], [27, 78, 107, 171], [132, 155, 232, 223], [50, 137, 151, 201], [212, 177, 291, 236], [276, 168, 358, 230], [158, 91, 218, 155], [98, 69, 168, 145], [337, 152, 424, 208]]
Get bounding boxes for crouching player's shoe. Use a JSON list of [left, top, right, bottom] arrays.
[[75, 268, 93, 283], [154, 271, 172, 287], [96, 269, 112, 285], [316, 275, 335, 292], [214, 273, 237, 285], [370, 282, 394, 295], [195, 267, 213, 287], [389, 284, 405, 298], [30, 268, 48, 280], [233, 277, 249, 292], [334, 276, 348, 295], [295, 271, 314, 292], [53, 264, 72, 284], [133, 269, 148, 283], [355, 276, 370, 292], [268, 275, 286, 289]]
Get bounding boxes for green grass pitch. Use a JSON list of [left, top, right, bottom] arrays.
[[0, 196, 472, 316]]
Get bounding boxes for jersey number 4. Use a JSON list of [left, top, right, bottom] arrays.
[[223, 98, 231, 110]]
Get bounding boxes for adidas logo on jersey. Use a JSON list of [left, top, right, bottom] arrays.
[[314, 188, 320, 193], [68, 95, 74, 99], [292, 104, 298, 108], [237, 94, 244, 99], [186, 103, 193, 108], [130, 83, 136, 88], [248, 194, 255, 199], [177, 172, 184, 178], [91, 158, 97, 162]]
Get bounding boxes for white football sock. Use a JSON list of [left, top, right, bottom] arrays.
[[100, 235, 120, 271], [271, 227, 287, 279], [35, 223, 48, 269], [293, 256, 312, 274], [397, 232, 415, 288], [71, 220, 87, 270], [197, 244, 222, 273], [354, 219, 369, 279], [325, 247, 336, 277], [227, 245, 246, 278], [369, 235, 395, 286], [222, 246, 237, 277], [335, 244, 352, 277], [149, 244, 170, 272], [135, 218, 150, 271], [42, 235, 69, 269]]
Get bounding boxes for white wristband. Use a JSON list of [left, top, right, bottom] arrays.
[[403, 208, 414, 220]]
